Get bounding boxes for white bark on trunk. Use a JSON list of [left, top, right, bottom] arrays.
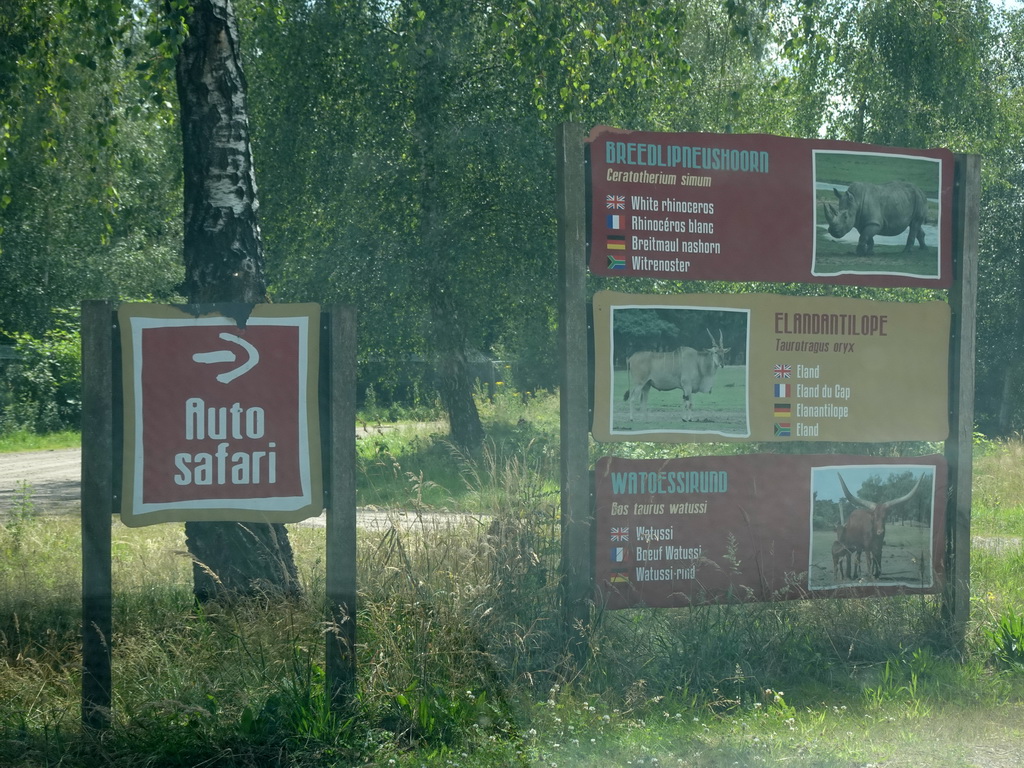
[[175, 0, 299, 599]]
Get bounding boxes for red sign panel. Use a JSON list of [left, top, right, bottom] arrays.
[[119, 304, 322, 526], [595, 454, 946, 609], [587, 126, 954, 287]]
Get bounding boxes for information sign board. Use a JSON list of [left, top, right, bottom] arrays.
[[595, 454, 947, 609], [118, 303, 322, 526], [592, 291, 950, 443], [587, 126, 954, 286]]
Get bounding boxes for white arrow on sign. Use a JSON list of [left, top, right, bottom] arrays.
[[192, 333, 260, 384]]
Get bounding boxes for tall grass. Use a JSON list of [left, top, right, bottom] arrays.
[[1, 396, 1023, 765], [973, 435, 1024, 538], [0, 429, 79, 453]]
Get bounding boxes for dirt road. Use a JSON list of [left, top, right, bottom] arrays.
[[0, 448, 467, 531], [0, 448, 82, 515]]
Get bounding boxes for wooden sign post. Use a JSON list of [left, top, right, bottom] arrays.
[[944, 154, 980, 652], [81, 300, 115, 730], [557, 122, 979, 659], [325, 306, 358, 708], [556, 123, 593, 662], [80, 302, 357, 728]]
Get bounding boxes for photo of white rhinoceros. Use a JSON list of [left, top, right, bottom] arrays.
[[812, 149, 943, 280], [822, 181, 929, 256]]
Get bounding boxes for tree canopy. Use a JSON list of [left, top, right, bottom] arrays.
[[4, 0, 1024, 437]]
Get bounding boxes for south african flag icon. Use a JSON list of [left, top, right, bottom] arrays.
[[608, 254, 626, 270]]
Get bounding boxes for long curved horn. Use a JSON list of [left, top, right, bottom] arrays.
[[887, 473, 926, 508], [719, 329, 724, 349], [839, 472, 926, 512], [838, 473, 874, 510], [823, 201, 836, 224], [707, 328, 716, 348]]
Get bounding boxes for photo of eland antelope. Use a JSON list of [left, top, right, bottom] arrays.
[[610, 305, 749, 437]]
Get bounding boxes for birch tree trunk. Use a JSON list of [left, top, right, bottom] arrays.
[[175, 0, 300, 600]]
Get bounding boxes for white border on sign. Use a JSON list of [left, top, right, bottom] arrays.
[[811, 149, 944, 281], [128, 314, 313, 516], [607, 303, 751, 439]]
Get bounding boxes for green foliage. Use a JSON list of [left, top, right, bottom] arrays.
[[495, 0, 692, 124], [2, 0, 1024, 444], [356, 424, 459, 508], [491, 315, 559, 396], [242, 0, 777, 439], [781, 0, 1024, 436], [0, 0, 183, 345], [1, 481, 37, 554], [355, 387, 559, 509], [783, 0, 999, 146], [1, 309, 82, 434], [359, 378, 444, 424], [972, 438, 1024, 529], [986, 609, 1024, 669], [0, 429, 78, 453]]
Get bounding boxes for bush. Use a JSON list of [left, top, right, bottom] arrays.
[[987, 608, 1024, 669], [0, 308, 82, 435]]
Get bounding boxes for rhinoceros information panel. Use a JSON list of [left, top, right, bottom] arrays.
[[591, 291, 950, 443], [118, 303, 323, 526], [587, 126, 954, 287], [595, 454, 947, 609]]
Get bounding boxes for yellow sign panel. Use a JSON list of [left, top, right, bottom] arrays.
[[592, 291, 950, 443]]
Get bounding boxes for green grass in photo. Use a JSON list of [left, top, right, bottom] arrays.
[[612, 364, 748, 435], [815, 152, 941, 198]]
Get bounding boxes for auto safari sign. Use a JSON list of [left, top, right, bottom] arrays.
[[118, 303, 323, 526]]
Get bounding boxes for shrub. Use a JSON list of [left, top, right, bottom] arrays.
[[987, 608, 1024, 669], [0, 308, 81, 435]]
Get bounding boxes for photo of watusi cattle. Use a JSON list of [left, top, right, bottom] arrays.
[[808, 465, 937, 590]]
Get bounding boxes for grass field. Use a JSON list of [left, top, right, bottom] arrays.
[[815, 151, 941, 198], [809, 522, 935, 590], [1, 395, 1023, 766], [813, 232, 940, 277], [612, 364, 748, 436], [0, 429, 79, 453]]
